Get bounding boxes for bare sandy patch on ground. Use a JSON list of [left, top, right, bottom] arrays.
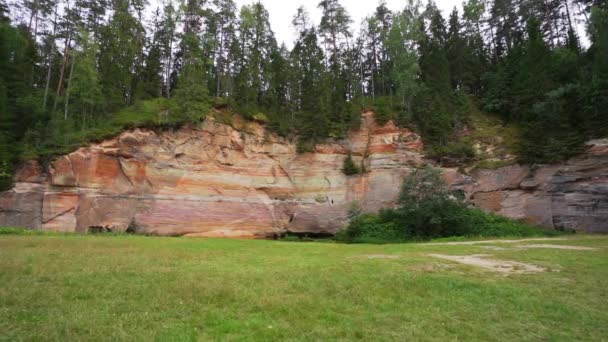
[[428, 254, 546, 274], [517, 244, 597, 251], [479, 244, 597, 251], [425, 238, 567, 246]]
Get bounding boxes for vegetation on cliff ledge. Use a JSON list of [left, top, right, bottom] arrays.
[[1, 0, 607, 190]]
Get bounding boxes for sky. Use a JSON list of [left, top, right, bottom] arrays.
[[235, 0, 462, 47], [148, 0, 463, 48]]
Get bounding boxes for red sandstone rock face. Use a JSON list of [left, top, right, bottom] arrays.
[[0, 113, 425, 237], [0, 114, 606, 235]]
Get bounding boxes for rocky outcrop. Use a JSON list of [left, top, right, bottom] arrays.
[[0, 113, 425, 237], [0, 114, 606, 236], [460, 139, 608, 233]]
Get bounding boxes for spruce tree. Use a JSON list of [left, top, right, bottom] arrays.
[[318, 0, 353, 136], [68, 29, 102, 126], [385, 1, 422, 120], [587, 6, 608, 136], [98, 0, 145, 109]]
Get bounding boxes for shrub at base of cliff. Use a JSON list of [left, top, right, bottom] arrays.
[[336, 167, 557, 244], [0, 227, 56, 236], [335, 212, 404, 244]]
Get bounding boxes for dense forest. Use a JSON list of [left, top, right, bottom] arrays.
[[0, 0, 606, 189]]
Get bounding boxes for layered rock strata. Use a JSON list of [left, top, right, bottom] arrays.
[[0, 114, 606, 236]]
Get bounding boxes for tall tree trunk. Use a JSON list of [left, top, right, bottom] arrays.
[[564, 0, 575, 37], [28, 0, 38, 33], [53, 32, 72, 115], [43, 5, 59, 111], [216, 26, 223, 97], [53, 0, 72, 114], [166, 30, 174, 99], [64, 55, 76, 120]]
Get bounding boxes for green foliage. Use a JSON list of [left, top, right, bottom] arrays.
[[427, 142, 476, 161], [0, 227, 43, 235], [98, 0, 145, 110], [386, 5, 422, 119], [335, 213, 403, 244], [337, 166, 555, 243], [251, 112, 269, 123], [0, 0, 604, 189], [366, 96, 402, 125], [21, 98, 189, 161], [466, 103, 520, 157], [460, 209, 564, 237], [342, 152, 362, 175], [68, 30, 103, 121], [0, 131, 13, 190], [173, 31, 210, 121]]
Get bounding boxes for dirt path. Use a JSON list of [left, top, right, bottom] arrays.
[[428, 254, 546, 274], [518, 244, 596, 251], [425, 238, 567, 246]]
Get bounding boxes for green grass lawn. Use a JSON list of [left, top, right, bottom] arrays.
[[0, 234, 606, 341]]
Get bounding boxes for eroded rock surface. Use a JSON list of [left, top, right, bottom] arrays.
[[0, 114, 606, 236], [463, 139, 608, 233], [0, 113, 425, 237]]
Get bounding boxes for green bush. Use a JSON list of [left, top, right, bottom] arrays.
[[342, 152, 362, 175], [461, 209, 562, 237], [427, 141, 476, 161], [371, 96, 400, 125], [335, 213, 403, 244], [336, 166, 558, 243], [0, 227, 39, 235]]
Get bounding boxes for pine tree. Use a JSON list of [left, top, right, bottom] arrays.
[[416, 2, 456, 146], [446, 8, 467, 91], [374, 1, 392, 97], [0, 12, 38, 188], [98, 0, 145, 109], [67, 29, 102, 126], [173, 30, 209, 120], [212, 0, 237, 97], [462, 0, 487, 95], [385, 0, 422, 119], [318, 0, 353, 135], [290, 7, 330, 142], [77, 0, 109, 40], [136, 7, 164, 100], [158, 1, 179, 99], [173, 0, 210, 119], [586, 5, 608, 136], [233, 3, 277, 113]]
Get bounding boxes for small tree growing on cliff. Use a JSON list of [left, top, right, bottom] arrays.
[[342, 152, 361, 175]]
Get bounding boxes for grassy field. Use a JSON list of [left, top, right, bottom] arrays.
[[0, 234, 606, 341]]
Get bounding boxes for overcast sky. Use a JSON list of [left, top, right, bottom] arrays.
[[148, 0, 462, 48], [235, 0, 462, 47]]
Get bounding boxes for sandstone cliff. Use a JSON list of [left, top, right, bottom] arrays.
[[0, 113, 606, 236]]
